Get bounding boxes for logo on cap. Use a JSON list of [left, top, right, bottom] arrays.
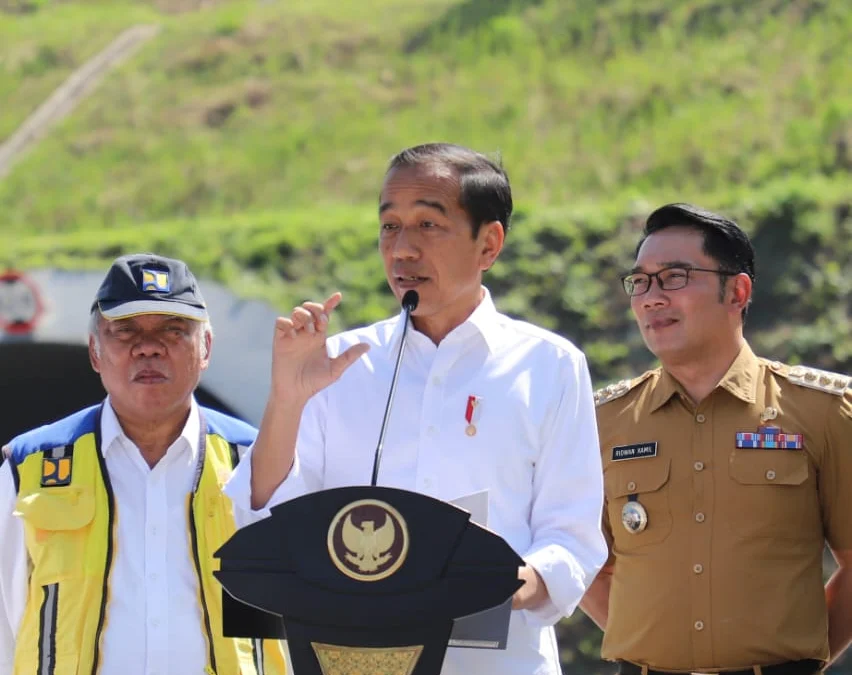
[[327, 499, 409, 582], [141, 269, 170, 293]]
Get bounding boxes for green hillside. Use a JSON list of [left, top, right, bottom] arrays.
[[1, 0, 850, 231], [1, 2, 851, 671]]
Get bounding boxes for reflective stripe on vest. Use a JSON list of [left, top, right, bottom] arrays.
[[37, 584, 58, 675]]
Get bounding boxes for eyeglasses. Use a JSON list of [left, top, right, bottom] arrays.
[[621, 266, 734, 297]]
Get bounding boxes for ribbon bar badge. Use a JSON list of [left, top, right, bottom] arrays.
[[736, 425, 803, 449], [465, 395, 482, 437]]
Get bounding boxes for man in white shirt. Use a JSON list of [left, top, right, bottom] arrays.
[[0, 254, 285, 675], [239, 143, 608, 674]]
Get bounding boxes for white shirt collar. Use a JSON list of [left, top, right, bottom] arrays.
[[387, 286, 505, 354], [100, 396, 202, 460]]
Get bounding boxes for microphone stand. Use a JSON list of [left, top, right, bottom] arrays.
[[370, 290, 419, 486]]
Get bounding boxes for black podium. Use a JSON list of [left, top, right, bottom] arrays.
[[214, 486, 523, 675]]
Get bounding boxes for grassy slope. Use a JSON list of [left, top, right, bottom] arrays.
[[0, 0, 849, 231], [0, 0, 161, 141]]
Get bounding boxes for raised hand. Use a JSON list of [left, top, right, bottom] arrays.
[[270, 292, 370, 405]]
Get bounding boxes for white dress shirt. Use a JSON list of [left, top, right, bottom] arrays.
[[229, 288, 607, 675], [0, 397, 260, 675]]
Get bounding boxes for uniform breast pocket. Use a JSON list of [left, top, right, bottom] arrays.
[[728, 450, 817, 540], [604, 458, 673, 551], [14, 487, 96, 584]]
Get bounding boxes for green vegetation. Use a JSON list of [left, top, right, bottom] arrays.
[[1, 0, 850, 232], [1, 1, 851, 672]]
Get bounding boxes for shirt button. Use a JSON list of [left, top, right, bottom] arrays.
[[427, 426, 436, 436], [423, 478, 432, 488], [766, 470, 776, 480], [694, 620, 705, 631], [151, 618, 160, 628], [432, 376, 442, 386], [693, 563, 704, 574], [696, 414, 706, 423], [626, 481, 637, 491], [695, 512, 706, 523], [694, 461, 705, 471]]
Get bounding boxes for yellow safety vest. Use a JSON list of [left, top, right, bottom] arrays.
[[8, 403, 286, 675]]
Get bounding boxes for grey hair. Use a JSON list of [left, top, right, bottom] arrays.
[[88, 310, 214, 358]]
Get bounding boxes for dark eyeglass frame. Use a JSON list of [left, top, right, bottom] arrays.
[[620, 266, 736, 297]]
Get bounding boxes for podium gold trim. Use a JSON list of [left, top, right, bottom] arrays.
[[311, 642, 424, 675]]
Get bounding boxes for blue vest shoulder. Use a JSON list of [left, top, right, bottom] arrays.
[[7, 405, 101, 466], [202, 407, 257, 446]]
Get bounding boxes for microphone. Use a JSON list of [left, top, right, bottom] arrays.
[[401, 289, 419, 313], [370, 290, 419, 486]]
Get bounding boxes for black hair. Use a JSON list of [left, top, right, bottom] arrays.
[[638, 202, 756, 318], [386, 143, 513, 238]]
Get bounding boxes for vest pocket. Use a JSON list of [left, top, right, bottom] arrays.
[[14, 487, 96, 583]]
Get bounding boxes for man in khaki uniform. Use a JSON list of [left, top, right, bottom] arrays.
[[581, 203, 852, 675]]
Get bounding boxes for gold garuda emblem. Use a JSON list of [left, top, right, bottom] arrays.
[[327, 499, 409, 582]]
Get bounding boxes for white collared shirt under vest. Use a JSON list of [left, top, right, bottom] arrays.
[[228, 287, 608, 675], [0, 397, 269, 675]]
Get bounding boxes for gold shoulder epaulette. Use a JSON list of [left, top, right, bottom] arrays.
[[594, 371, 654, 407], [783, 364, 850, 396]]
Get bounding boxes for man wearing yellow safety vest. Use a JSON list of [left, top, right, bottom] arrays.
[[0, 254, 286, 675]]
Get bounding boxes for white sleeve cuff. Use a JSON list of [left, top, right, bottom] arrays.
[[523, 544, 597, 626], [225, 445, 309, 526]]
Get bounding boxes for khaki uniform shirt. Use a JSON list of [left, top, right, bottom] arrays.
[[595, 343, 852, 671]]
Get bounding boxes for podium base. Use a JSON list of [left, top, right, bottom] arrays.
[[285, 619, 453, 675]]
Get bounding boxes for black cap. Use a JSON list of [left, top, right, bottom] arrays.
[[92, 254, 208, 321]]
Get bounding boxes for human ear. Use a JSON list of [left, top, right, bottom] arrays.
[[89, 335, 101, 373], [730, 273, 752, 312], [479, 220, 505, 271]]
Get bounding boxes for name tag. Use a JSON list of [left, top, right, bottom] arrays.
[[611, 442, 658, 461]]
